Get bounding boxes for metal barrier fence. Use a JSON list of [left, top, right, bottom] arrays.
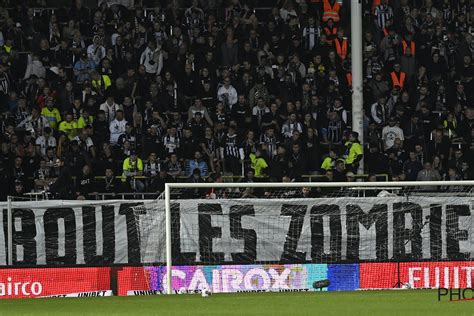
[[16, 173, 390, 201]]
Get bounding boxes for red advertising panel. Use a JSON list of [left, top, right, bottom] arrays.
[[0, 268, 111, 298], [359, 263, 398, 289], [117, 267, 149, 296], [360, 262, 474, 289]]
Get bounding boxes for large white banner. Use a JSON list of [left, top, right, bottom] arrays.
[[0, 197, 472, 266]]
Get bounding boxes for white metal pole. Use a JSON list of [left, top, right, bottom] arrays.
[[164, 184, 172, 295], [351, 0, 364, 173], [7, 196, 13, 266]]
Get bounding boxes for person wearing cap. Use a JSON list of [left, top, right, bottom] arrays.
[[344, 131, 363, 173], [86, 35, 106, 65], [122, 150, 145, 192], [73, 51, 95, 84]]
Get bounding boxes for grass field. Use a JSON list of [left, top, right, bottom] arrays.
[[0, 290, 473, 316]]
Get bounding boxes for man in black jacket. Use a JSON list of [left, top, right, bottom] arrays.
[[92, 110, 110, 148], [97, 167, 122, 198], [75, 164, 97, 199], [288, 143, 307, 180], [185, 168, 205, 198], [49, 158, 73, 199]]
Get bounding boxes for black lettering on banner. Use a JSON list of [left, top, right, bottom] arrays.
[[3, 209, 37, 265], [281, 205, 307, 261], [82, 205, 115, 264], [119, 203, 143, 264], [43, 208, 77, 265], [393, 203, 423, 260], [346, 204, 388, 261], [198, 204, 224, 263], [429, 204, 442, 260], [229, 205, 257, 263], [310, 204, 341, 262], [446, 204, 470, 260], [170, 203, 196, 264]]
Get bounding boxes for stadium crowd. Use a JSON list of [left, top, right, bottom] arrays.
[[0, 0, 473, 200]]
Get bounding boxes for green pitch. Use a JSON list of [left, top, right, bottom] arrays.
[[0, 290, 472, 316]]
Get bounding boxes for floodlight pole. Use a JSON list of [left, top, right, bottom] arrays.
[[164, 184, 172, 295], [351, 0, 364, 173]]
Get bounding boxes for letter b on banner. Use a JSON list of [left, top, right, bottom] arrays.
[[3, 209, 37, 265]]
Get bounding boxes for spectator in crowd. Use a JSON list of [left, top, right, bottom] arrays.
[[249, 148, 268, 177], [186, 150, 208, 177], [74, 52, 95, 84], [186, 167, 205, 198], [100, 95, 122, 123], [97, 167, 122, 197], [417, 161, 442, 182], [49, 158, 73, 199], [333, 159, 347, 182], [0, 0, 471, 200], [345, 132, 363, 172], [109, 109, 127, 145], [217, 76, 238, 109], [58, 112, 77, 140], [122, 150, 144, 192], [11, 180, 26, 197], [417, 161, 442, 191], [75, 164, 97, 200], [382, 117, 404, 150], [321, 148, 338, 172]]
